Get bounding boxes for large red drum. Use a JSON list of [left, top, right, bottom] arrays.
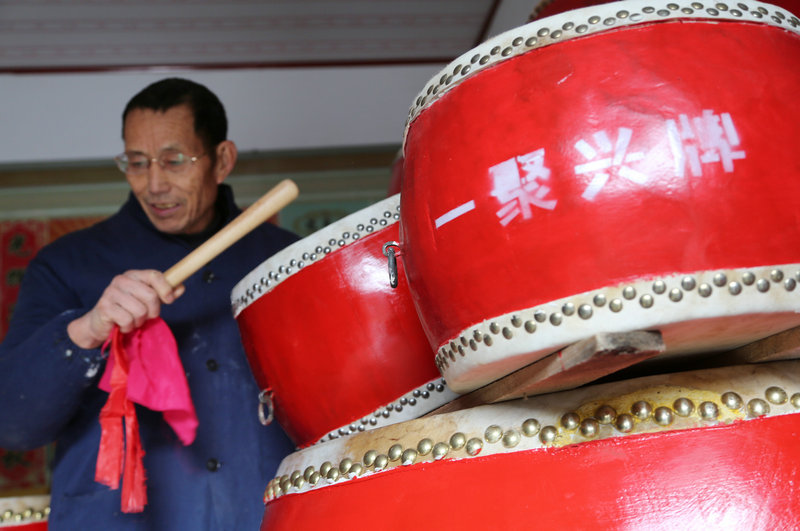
[[232, 195, 455, 448], [399, 0, 800, 393], [260, 359, 800, 529]]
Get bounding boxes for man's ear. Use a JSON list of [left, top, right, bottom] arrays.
[[214, 140, 238, 184]]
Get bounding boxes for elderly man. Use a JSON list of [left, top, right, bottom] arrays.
[[0, 78, 297, 530]]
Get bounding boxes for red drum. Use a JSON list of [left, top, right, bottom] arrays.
[[232, 195, 455, 448], [260, 359, 800, 529], [0, 496, 49, 530], [398, 0, 800, 393]]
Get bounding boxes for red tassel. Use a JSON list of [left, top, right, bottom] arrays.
[[95, 326, 148, 513], [121, 400, 147, 512]]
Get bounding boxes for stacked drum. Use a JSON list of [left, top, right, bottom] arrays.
[[232, 195, 456, 448], [232, 0, 800, 527]]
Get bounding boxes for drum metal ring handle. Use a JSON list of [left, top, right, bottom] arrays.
[[258, 388, 274, 426], [382, 241, 400, 288]]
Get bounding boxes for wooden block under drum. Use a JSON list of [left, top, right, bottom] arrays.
[[427, 330, 665, 416]]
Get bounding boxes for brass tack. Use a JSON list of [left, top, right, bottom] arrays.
[[791, 393, 800, 408], [580, 418, 600, 438], [699, 401, 720, 420], [766, 386, 788, 405], [561, 412, 581, 430], [417, 438, 434, 456], [522, 418, 541, 437], [450, 432, 467, 450], [652, 280, 667, 294], [339, 458, 353, 474], [721, 392, 743, 410], [502, 429, 521, 448], [673, 397, 694, 417], [615, 413, 635, 433], [747, 398, 769, 417], [349, 463, 364, 477], [595, 405, 617, 424], [654, 406, 674, 426], [388, 444, 403, 461], [539, 425, 558, 445], [320, 461, 333, 477], [485, 425, 503, 443], [373, 454, 389, 470], [432, 442, 450, 460], [466, 437, 484, 455], [401, 449, 418, 465]]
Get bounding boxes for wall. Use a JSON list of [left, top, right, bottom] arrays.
[[0, 65, 442, 165]]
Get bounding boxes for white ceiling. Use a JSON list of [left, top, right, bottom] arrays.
[[0, 0, 520, 71], [0, 0, 544, 165]]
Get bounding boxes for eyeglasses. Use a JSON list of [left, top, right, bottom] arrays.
[[114, 150, 206, 175]]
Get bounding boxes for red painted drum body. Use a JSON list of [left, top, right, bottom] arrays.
[[260, 360, 800, 529], [232, 195, 454, 448], [399, 0, 800, 393]]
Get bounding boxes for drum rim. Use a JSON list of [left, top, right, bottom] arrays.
[[310, 376, 458, 446], [436, 263, 800, 392], [0, 494, 50, 525], [266, 358, 800, 501], [402, 0, 800, 145], [231, 194, 401, 317]]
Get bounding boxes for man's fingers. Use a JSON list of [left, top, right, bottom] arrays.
[[128, 270, 182, 304]]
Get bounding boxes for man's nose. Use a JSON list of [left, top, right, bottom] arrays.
[[146, 162, 170, 193]]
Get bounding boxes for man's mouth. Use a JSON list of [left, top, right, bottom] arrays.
[[150, 201, 180, 214]]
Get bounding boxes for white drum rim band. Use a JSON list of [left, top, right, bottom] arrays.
[[231, 194, 400, 317], [0, 495, 50, 527], [438, 263, 800, 392], [402, 0, 800, 144], [312, 377, 458, 446], [267, 359, 800, 501]]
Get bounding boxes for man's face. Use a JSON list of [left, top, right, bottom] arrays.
[[122, 104, 222, 235]]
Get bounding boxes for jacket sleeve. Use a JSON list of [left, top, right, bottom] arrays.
[[0, 253, 106, 450]]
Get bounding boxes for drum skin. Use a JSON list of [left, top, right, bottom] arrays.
[[260, 360, 800, 529], [400, 8, 800, 391], [234, 199, 441, 448]]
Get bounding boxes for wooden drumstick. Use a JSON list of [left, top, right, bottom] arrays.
[[163, 179, 299, 288]]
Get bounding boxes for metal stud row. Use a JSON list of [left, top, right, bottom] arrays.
[[436, 268, 800, 370], [264, 383, 800, 501], [0, 506, 50, 524], [404, 0, 800, 131], [232, 204, 400, 315], [315, 378, 450, 444]]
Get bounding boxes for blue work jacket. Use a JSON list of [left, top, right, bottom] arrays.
[[0, 185, 298, 530]]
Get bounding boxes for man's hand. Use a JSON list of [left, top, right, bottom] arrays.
[[67, 270, 185, 349]]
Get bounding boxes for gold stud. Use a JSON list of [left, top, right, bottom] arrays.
[[765, 386, 788, 405], [502, 429, 521, 448], [417, 438, 434, 456], [450, 432, 467, 450], [363, 450, 378, 467], [401, 449, 418, 465], [388, 444, 403, 461], [373, 454, 389, 470], [432, 442, 450, 460], [466, 437, 484, 456], [484, 425, 503, 443]]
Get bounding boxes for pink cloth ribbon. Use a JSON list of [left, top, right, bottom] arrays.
[[95, 318, 198, 513]]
